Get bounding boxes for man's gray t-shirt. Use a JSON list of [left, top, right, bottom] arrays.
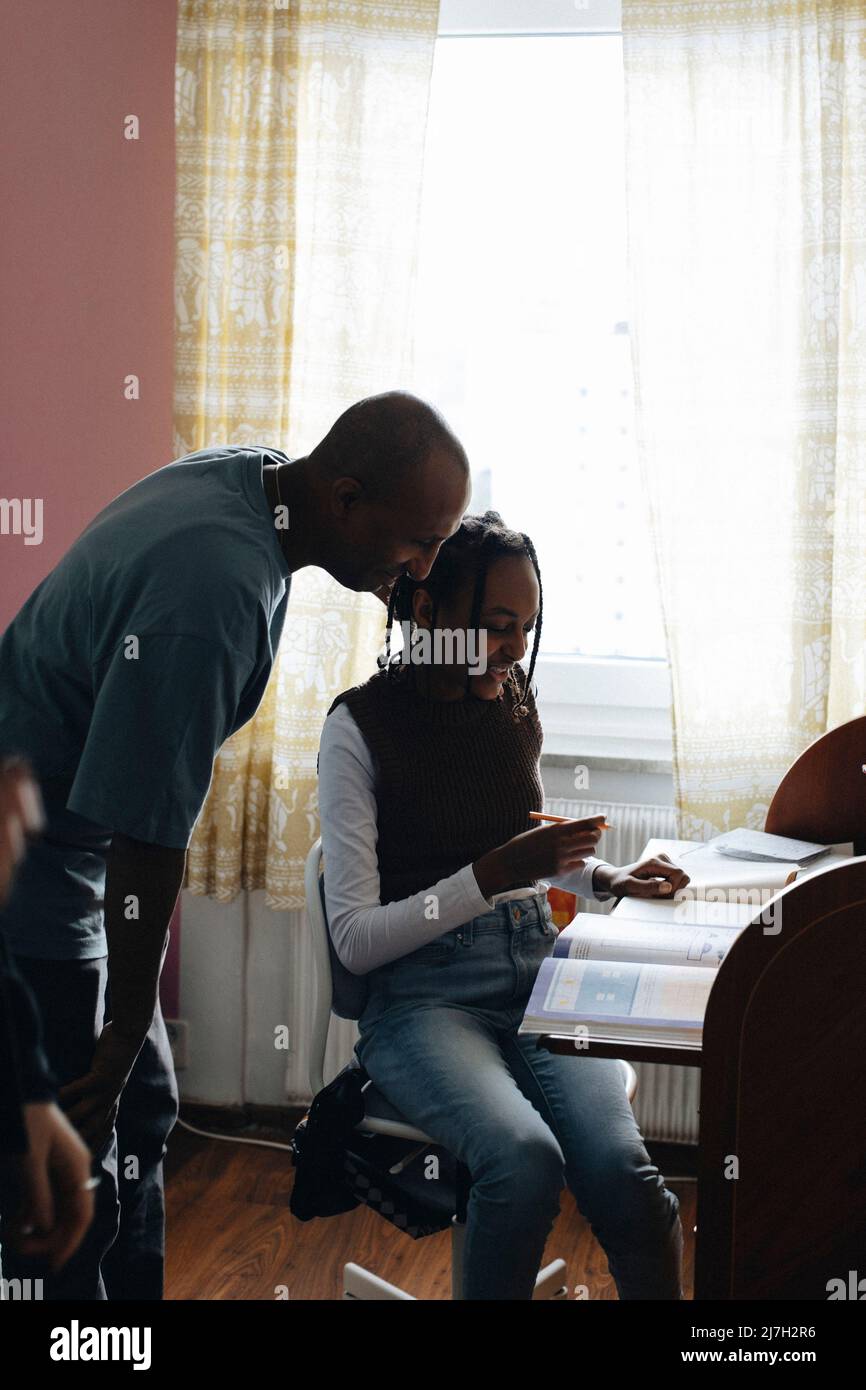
[[0, 445, 292, 959]]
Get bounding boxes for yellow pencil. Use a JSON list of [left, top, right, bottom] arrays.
[[529, 812, 614, 830]]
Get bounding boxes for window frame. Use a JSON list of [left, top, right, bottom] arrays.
[[438, 0, 623, 39]]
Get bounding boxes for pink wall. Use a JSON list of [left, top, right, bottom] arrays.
[[1, 0, 181, 1014], [0, 0, 178, 626]]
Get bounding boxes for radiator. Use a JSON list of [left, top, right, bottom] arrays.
[[544, 797, 700, 1147]]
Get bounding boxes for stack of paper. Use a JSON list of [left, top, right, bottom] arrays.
[[696, 827, 832, 865]]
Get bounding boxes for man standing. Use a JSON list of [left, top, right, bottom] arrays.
[[0, 390, 470, 1299]]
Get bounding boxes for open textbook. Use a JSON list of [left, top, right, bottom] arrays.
[[519, 837, 855, 1048], [550, 905, 749, 969], [518, 904, 739, 1048]]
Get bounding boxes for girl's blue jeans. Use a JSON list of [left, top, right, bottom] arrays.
[[354, 892, 684, 1300]]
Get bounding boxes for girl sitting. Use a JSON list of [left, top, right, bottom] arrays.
[[317, 511, 687, 1300]]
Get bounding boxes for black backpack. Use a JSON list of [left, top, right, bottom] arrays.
[[290, 1063, 368, 1219], [290, 1063, 459, 1238]]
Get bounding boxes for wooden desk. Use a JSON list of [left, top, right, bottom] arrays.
[[538, 849, 866, 1299], [696, 855, 866, 1298]]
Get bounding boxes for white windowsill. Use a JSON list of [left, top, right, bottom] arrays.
[[534, 653, 673, 767]]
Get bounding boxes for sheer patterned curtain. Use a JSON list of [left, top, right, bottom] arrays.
[[174, 0, 440, 905], [622, 0, 866, 838]]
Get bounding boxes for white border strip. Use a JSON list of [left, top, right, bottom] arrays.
[[438, 0, 622, 36]]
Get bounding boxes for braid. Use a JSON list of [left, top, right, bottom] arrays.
[[514, 532, 543, 716], [389, 509, 543, 716], [379, 576, 403, 674]]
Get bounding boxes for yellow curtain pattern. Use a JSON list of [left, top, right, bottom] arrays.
[[622, 0, 866, 839], [174, 0, 440, 906]]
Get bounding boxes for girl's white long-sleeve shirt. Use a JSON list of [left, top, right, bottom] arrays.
[[317, 700, 614, 975]]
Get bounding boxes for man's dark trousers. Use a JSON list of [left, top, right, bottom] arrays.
[[0, 950, 179, 1299]]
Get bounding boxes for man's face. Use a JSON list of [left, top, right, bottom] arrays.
[[326, 446, 471, 593]]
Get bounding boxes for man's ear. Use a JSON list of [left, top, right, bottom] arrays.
[[412, 588, 435, 630], [330, 476, 364, 518]]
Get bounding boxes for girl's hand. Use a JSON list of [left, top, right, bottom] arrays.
[[474, 816, 606, 898], [593, 853, 690, 899]]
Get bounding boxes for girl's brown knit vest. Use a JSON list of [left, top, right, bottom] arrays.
[[326, 666, 544, 904]]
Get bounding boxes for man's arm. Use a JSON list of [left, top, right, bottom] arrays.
[[103, 832, 187, 1042], [59, 832, 186, 1149]]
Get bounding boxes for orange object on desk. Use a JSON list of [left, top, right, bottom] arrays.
[[546, 886, 578, 929]]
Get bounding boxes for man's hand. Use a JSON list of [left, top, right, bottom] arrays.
[[58, 1023, 144, 1151], [593, 853, 690, 899], [1, 1101, 94, 1273]]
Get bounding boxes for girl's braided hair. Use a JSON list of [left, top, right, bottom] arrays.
[[379, 509, 543, 718]]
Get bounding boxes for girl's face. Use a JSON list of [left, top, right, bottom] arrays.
[[411, 552, 540, 701]]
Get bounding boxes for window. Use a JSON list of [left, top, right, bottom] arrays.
[[409, 0, 672, 760]]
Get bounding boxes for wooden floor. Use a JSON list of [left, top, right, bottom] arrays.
[[165, 1116, 696, 1300]]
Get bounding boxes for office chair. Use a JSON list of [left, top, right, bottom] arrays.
[[304, 836, 638, 1301]]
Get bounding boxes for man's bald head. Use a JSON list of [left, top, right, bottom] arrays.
[[302, 390, 471, 593], [309, 390, 469, 500]]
